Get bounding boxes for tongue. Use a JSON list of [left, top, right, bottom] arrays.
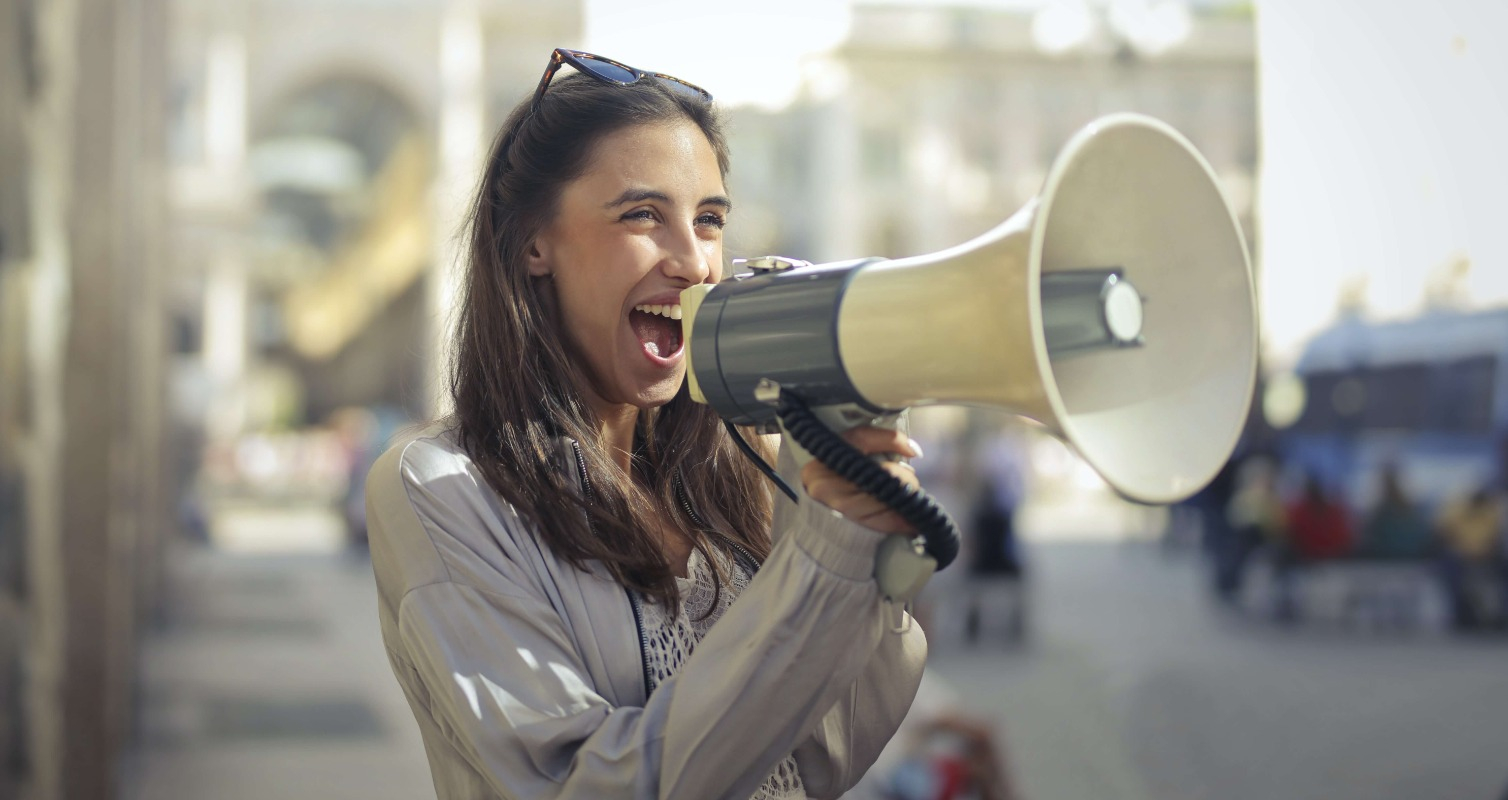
[[630, 310, 681, 358]]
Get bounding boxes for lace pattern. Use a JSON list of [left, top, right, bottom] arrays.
[[639, 546, 806, 800]]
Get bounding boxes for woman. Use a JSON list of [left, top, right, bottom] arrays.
[[367, 49, 929, 800]]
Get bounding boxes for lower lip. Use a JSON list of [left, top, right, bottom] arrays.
[[641, 340, 683, 367]]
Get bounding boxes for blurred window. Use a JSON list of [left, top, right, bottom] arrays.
[[1359, 363, 1429, 430], [1427, 355, 1496, 433], [1296, 357, 1497, 435], [861, 128, 902, 182]]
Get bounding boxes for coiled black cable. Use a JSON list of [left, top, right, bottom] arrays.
[[774, 389, 960, 570]]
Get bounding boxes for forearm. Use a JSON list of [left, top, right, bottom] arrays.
[[793, 613, 927, 799], [658, 494, 902, 799]]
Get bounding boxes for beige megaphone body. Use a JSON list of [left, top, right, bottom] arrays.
[[681, 113, 1257, 510]]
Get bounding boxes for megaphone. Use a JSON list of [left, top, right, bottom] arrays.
[[681, 113, 1257, 577]]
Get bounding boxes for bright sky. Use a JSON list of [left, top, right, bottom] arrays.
[[582, 0, 1051, 109], [1258, 0, 1508, 363], [581, 1, 1244, 108], [582, 0, 849, 110]]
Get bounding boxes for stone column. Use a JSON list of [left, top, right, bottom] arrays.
[[16, 0, 169, 795], [429, 0, 486, 419]]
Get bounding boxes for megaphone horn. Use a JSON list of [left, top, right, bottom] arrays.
[[682, 112, 1257, 512]]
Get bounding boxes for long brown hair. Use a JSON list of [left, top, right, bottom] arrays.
[[450, 72, 773, 606]]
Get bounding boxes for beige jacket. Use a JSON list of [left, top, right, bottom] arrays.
[[366, 425, 927, 800]]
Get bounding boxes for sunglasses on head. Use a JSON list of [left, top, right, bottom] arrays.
[[530, 48, 713, 113]]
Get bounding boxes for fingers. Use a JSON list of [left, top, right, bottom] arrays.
[[800, 427, 925, 536], [833, 426, 923, 459]]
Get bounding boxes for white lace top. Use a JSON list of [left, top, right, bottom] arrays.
[[639, 546, 807, 800]]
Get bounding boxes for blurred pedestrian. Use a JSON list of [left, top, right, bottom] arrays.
[[1218, 455, 1285, 602], [963, 430, 1029, 643], [1272, 473, 1353, 621], [1188, 452, 1240, 553], [1284, 473, 1354, 561], [1359, 464, 1431, 560], [1434, 484, 1506, 630], [328, 406, 379, 549]]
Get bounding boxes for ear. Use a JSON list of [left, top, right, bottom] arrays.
[[525, 236, 553, 278]]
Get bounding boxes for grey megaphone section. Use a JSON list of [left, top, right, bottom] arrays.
[[838, 113, 1257, 504]]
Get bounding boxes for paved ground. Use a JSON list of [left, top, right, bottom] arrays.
[[923, 543, 1508, 800], [121, 535, 1508, 800], [120, 545, 434, 800]]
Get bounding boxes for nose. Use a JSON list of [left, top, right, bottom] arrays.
[[659, 220, 713, 285]]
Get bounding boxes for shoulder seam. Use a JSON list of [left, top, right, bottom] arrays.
[[389, 435, 551, 612], [395, 575, 540, 613], [395, 436, 460, 588]]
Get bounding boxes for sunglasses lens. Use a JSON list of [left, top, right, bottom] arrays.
[[579, 59, 637, 84], [662, 79, 711, 103]]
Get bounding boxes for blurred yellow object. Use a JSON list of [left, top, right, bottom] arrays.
[[1436, 493, 1504, 561], [285, 133, 431, 360]]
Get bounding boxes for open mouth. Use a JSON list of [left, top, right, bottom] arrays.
[[630, 303, 684, 360]]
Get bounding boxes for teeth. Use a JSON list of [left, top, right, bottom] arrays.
[[634, 303, 683, 320]]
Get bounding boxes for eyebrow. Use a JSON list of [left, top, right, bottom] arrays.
[[604, 188, 733, 213]]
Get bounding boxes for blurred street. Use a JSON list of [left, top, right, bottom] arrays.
[[121, 544, 433, 800], [121, 522, 1508, 800]]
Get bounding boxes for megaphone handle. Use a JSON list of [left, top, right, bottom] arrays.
[[775, 390, 962, 574]]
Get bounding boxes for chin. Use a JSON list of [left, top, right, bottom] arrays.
[[633, 384, 681, 410], [628, 372, 687, 410]]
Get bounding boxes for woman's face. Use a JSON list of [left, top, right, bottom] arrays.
[[529, 120, 727, 414]]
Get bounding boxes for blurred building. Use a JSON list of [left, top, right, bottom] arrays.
[[168, 0, 582, 439], [729, 2, 1256, 265]]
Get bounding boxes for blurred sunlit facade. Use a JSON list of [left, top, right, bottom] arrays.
[[4, 0, 1508, 798]]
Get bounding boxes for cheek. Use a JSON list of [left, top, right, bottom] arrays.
[[564, 283, 620, 340], [704, 242, 724, 282]]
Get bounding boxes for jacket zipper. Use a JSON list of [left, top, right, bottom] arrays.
[[571, 439, 655, 700], [675, 468, 761, 575], [575, 442, 766, 700]]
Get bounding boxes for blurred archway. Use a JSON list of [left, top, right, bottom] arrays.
[[247, 76, 431, 427]]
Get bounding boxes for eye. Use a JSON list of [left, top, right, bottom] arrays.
[[621, 208, 657, 223], [695, 211, 727, 230]]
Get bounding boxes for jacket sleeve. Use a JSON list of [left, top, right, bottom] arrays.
[[790, 617, 927, 799], [774, 437, 930, 799], [375, 438, 928, 800]]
